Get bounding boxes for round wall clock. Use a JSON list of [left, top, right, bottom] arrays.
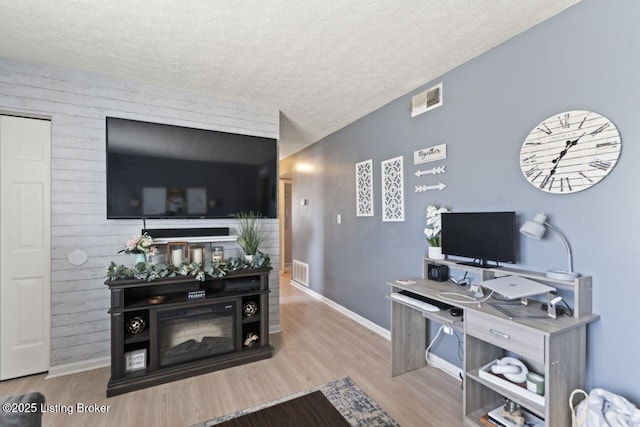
[[520, 110, 621, 194]]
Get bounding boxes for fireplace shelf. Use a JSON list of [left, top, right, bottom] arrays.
[[105, 268, 272, 397], [122, 288, 269, 312], [124, 329, 149, 345]]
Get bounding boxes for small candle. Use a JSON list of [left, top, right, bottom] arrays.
[[212, 246, 224, 263], [526, 372, 545, 395], [192, 248, 203, 265], [171, 248, 183, 267]]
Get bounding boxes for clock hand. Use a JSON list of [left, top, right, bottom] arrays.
[[547, 133, 586, 179], [551, 133, 586, 165], [551, 141, 572, 165]]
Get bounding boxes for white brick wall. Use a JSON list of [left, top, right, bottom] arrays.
[[0, 57, 280, 367]]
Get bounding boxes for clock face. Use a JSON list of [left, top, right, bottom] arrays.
[[520, 110, 621, 194]]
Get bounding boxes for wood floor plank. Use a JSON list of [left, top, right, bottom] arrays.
[[0, 274, 462, 426]]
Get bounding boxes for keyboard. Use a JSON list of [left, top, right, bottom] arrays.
[[390, 290, 454, 312]]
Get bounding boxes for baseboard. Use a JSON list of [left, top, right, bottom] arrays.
[[289, 280, 391, 340], [46, 356, 110, 379], [290, 279, 305, 288], [426, 351, 463, 379]]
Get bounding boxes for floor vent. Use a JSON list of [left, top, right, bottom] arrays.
[[292, 260, 309, 287]]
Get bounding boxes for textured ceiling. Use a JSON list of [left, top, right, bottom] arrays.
[[0, 0, 580, 158]]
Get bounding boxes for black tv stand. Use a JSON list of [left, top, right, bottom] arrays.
[[104, 268, 272, 397]]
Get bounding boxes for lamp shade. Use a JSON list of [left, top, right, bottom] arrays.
[[519, 213, 547, 240]]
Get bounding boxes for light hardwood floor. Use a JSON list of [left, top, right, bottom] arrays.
[[0, 274, 461, 426]]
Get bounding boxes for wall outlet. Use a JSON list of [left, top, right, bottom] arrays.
[[443, 326, 453, 335], [337, 214, 342, 224]]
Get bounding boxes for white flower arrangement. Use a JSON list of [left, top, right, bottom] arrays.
[[119, 233, 158, 255], [424, 204, 450, 247]]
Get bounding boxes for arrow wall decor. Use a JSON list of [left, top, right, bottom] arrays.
[[415, 183, 447, 192], [414, 165, 446, 177]]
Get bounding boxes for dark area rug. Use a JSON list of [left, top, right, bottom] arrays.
[[192, 377, 400, 427]]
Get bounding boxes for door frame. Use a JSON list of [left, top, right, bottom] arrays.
[[278, 178, 292, 274]]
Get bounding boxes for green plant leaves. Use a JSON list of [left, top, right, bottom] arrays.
[[236, 211, 266, 256], [106, 252, 271, 282]]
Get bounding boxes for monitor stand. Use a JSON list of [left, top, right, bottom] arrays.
[[456, 260, 502, 269]]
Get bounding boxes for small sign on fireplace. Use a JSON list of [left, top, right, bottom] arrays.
[[124, 348, 146, 372], [188, 290, 206, 299]]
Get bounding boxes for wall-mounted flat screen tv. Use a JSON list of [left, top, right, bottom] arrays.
[[441, 211, 516, 267], [106, 117, 278, 219]]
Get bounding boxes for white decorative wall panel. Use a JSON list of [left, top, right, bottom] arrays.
[[355, 159, 374, 217], [381, 156, 404, 222]]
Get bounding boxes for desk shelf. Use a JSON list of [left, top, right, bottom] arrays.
[[423, 256, 593, 317], [467, 367, 545, 417], [385, 295, 463, 333]]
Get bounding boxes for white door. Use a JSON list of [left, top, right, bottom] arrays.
[[0, 115, 51, 380]]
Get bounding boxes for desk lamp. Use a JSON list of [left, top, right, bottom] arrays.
[[519, 213, 580, 280]]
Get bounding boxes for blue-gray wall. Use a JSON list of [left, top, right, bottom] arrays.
[[285, 0, 640, 403]]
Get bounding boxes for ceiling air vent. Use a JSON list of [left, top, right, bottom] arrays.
[[411, 82, 443, 117]]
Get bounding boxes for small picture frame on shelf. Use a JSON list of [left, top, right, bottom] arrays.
[[124, 348, 147, 372], [166, 188, 187, 216], [166, 242, 189, 267]]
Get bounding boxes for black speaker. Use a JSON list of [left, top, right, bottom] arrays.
[[142, 227, 229, 239], [427, 263, 449, 282]]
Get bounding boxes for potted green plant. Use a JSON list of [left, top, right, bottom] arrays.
[[236, 211, 266, 262]]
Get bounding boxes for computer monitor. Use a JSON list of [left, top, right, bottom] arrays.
[[441, 211, 516, 267]]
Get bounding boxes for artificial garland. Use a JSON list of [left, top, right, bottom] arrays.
[[106, 251, 271, 282]]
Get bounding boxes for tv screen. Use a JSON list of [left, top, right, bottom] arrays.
[[441, 212, 516, 267], [106, 117, 278, 219]]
